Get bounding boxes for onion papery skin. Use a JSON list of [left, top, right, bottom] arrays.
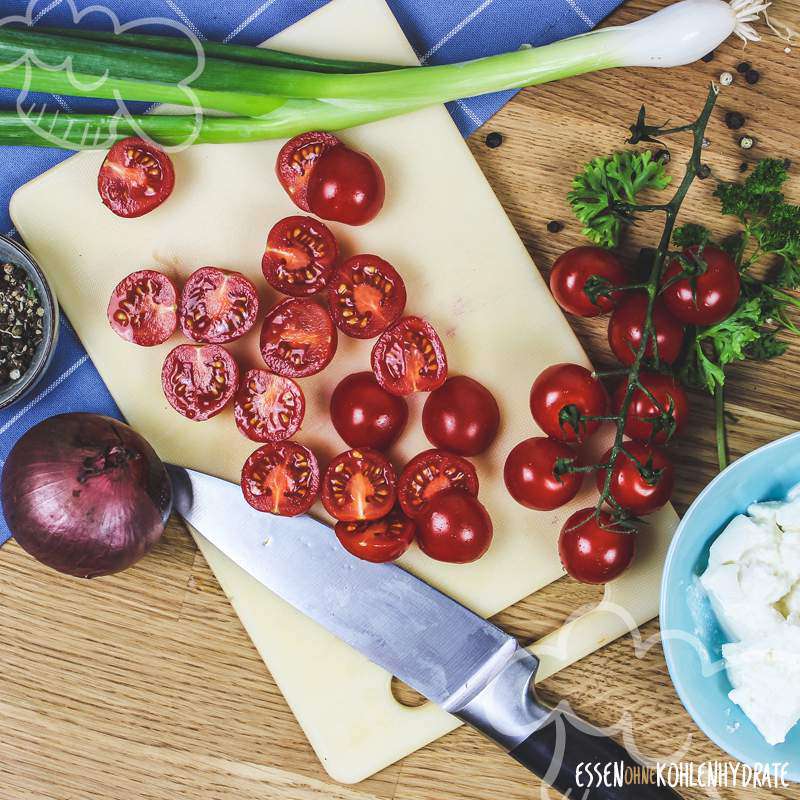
[[1, 413, 172, 578]]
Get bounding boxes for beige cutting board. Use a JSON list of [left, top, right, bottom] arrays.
[[10, 0, 678, 784]]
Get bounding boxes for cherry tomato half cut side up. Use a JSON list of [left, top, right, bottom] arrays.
[[322, 448, 397, 522], [504, 437, 583, 511], [234, 369, 305, 443], [275, 131, 341, 212], [608, 292, 684, 366], [335, 509, 416, 563], [549, 246, 627, 317], [260, 298, 337, 378], [529, 363, 609, 444], [179, 267, 259, 344], [262, 215, 338, 297], [98, 137, 175, 218], [107, 269, 177, 346], [558, 509, 635, 584], [327, 254, 406, 339], [416, 489, 493, 564], [422, 375, 500, 456], [371, 316, 447, 396], [307, 145, 385, 226], [661, 245, 740, 326], [330, 371, 408, 451], [241, 442, 320, 516], [161, 343, 239, 421], [595, 442, 675, 516], [615, 372, 689, 444], [397, 448, 479, 519]]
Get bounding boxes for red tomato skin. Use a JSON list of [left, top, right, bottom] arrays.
[[608, 292, 684, 366], [307, 145, 385, 226], [97, 137, 174, 218], [614, 372, 689, 444], [397, 449, 479, 519], [503, 437, 583, 511], [662, 246, 741, 325], [529, 363, 608, 444], [334, 509, 416, 563], [416, 489, 493, 564], [275, 131, 341, 212], [321, 448, 397, 522], [330, 371, 408, 451], [422, 375, 500, 456], [596, 442, 674, 516], [558, 509, 635, 584], [107, 269, 177, 346], [234, 369, 305, 443], [549, 247, 627, 317]]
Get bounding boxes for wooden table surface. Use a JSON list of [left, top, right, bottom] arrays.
[[2, 2, 800, 798]]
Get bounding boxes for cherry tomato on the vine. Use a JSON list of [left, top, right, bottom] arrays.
[[596, 442, 674, 516], [275, 131, 340, 211], [661, 245, 740, 326], [397, 449, 479, 519], [614, 372, 689, 444], [529, 363, 609, 444], [549, 246, 627, 317], [416, 488, 493, 564], [321, 448, 397, 522], [504, 437, 583, 511], [334, 509, 416, 563], [558, 509, 635, 584], [107, 269, 177, 346], [608, 292, 684, 366]]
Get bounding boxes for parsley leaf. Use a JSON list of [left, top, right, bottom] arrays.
[[672, 223, 712, 249]]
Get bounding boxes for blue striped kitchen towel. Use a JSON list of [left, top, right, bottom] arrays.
[[0, 0, 622, 543]]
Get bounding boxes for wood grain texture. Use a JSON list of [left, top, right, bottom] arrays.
[[2, 2, 799, 798]]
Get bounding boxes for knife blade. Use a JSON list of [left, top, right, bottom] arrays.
[[168, 465, 679, 800]]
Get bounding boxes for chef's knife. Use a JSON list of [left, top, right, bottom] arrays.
[[168, 465, 679, 800]]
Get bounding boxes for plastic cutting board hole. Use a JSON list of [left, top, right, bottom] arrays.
[[391, 676, 429, 708]]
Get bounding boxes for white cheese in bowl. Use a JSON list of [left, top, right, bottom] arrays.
[[700, 484, 800, 745]]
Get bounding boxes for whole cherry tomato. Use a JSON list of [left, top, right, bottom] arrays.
[[558, 509, 635, 584], [330, 371, 408, 450], [397, 449, 479, 519], [661, 246, 740, 326], [275, 131, 340, 211], [334, 509, 416, 563], [422, 375, 500, 456], [614, 372, 689, 444], [416, 489, 493, 564], [307, 144, 385, 225], [549, 246, 627, 317], [107, 269, 177, 346], [529, 363, 608, 444], [503, 437, 583, 511], [608, 292, 684, 366], [321, 448, 397, 522], [596, 442, 674, 516]]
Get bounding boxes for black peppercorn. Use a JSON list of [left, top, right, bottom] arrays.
[[697, 164, 712, 179], [485, 131, 503, 149], [725, 111, 746, 130], [546, 220, 564, 234], [654, 148, 671, 164], [737, 61, 751, 73], [745, 69, 760, 85], [701, 51, 715, 63], [739, 162, 750, 173]]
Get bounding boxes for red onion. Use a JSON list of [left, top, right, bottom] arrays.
[[1, 413, 171, 578]]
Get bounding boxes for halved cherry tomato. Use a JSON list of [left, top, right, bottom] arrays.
[[260, 298, 337, 378], [503, 437, 583, 511], [608, 292, 684, 366], [661, 245, 740, 326], [334, 509, 416, 563], [530, 363, 608, 444], [614, 372, 689, 444], [234, 369, 305, 443], [261, 215, 338, 297], [321, 448, 397, 522], [371, 316, 447, 396], [107, 269, 177, 346], [416, 488, 493, 564], [422, 375, 500, 456], [397, 449, 479, 519], [161, 343, 239, 421], [558, 509, 635, 584], [596, 442, 674, 516], [276, 131, 341, 212], [307, 145, 385, 226], [330, 371, 408, 450], [549, 247, 627, 317], [241, 442, 320, 516], [179, 267, 259, 344], [327, 255, 406, 339], [97, 137, 175, 218]]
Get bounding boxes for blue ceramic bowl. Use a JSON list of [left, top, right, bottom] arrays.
[[661, 430, 800, 779]]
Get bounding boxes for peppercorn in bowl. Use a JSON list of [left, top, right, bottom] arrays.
[[0, 235, 58, 411]]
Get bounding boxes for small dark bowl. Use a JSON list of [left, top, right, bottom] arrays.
[[0, 236, 59, 411]]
